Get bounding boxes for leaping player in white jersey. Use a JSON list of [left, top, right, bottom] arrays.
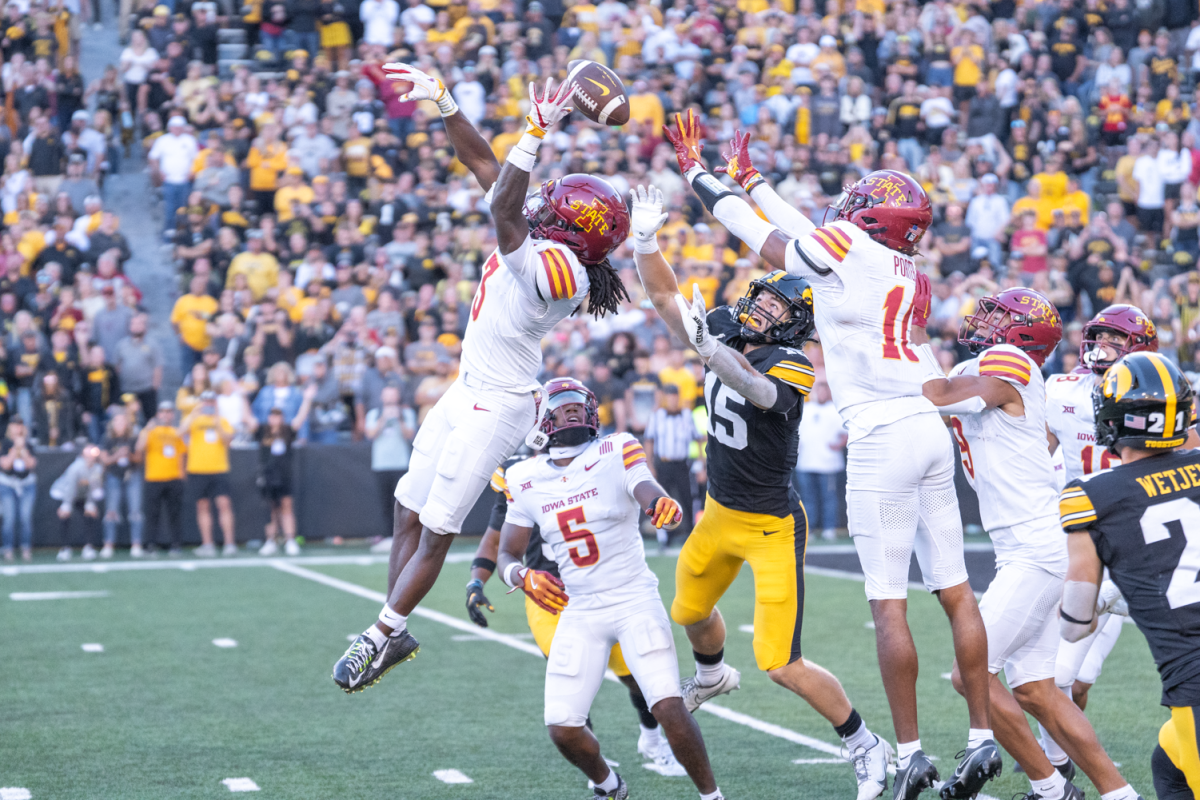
[[666, 111, 993, 800], [332, 65, 634, 692], [498, 378, 724, 800], [1043, 305, 1191, 776], [922, 289, 1144, 800]]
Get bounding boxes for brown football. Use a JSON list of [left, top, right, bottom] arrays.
[[567, 60, 630, 126]]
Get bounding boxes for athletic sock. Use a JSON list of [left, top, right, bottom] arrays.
[[1039, 723, 1070, 766], [694, 648, 725, 686], [897, 740, 922, 770], [1029, 769, 1066, 798], [700, 789, 723, 800], [1099, 786, 1139, 800], [835, 709, 876, 752], [377, 605, 407, 633], [967, 728, 994, 749], [363, 625, 387, 648], [595, 769, 619, 793], [630, 689, 658, 728]]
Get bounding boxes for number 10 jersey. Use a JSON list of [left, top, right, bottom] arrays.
[[1060, 448, 1200, 706]]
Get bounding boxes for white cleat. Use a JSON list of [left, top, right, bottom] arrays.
[[193, 543, 217, 558], [221, 543, 238, 557], [130, 543, 145, 558], [80, 543, 98, 561], [848, 734, 893, 800], [56, 546, 72, 562], [284, 539, 300, 556], [680, 664, 741, 712], [99, 543, 114, 559], [638, 726, 688, 777], [258, 539, 278, 556]]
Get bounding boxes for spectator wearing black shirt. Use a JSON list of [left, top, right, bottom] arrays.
[[28, 116, 64, 196], [585, 359, 626, 435], [55, 56, 85, 133], [33, 371, 76, 447], [934, 205, 973, 276], [81, 344, 119, 443], [286, 0, 322, 58], [966, 80, 1003, 139], [254, 383, 314, 556]]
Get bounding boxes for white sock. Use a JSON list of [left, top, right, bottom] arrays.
[[378, 605, 407, 633], [595, 769, 619, 793], [640, 723, 664, 741], [700, 790, 723, 800], [1030, 769, 1066, 798], [843, 724, 876, 753], [967, 728, 994, 749], [1039, 722, 1069, 765], [363, 625, 387, 648], [1100, 786, 1139, 800], [695, 658, 725, 686], [897, 739, 922, 770]]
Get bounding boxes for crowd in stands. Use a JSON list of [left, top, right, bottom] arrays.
[[8, 0, 1200, 558]]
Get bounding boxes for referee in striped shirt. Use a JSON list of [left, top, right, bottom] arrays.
[[643, 385, 703, 547]]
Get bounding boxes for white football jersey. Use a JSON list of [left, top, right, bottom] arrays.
[[504, 434, 659, 611], [784, 219, 941, 439], [948, 345, 1060, 550], [1046, 370, 1117, 486], [460, 237, 589, 391]]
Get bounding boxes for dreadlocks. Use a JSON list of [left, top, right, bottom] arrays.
[[583, 258, 630, 318]]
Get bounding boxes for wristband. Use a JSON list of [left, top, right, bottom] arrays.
[[502, 562, 525, 589], [466, 578, 484, 590], [633, 234, 660, 254], [506, 132, 542, 172], [1059, 607, 1093, 626], [471, 557, 497, 573], [436, 92, 458, 118]]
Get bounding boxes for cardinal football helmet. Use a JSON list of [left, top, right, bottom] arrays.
[[525, 174, 631, 265], [1094, 352, 1194, 454], [959, 288, 1063, 366], [1080, 304, 1158, 375], [829, 169, 932, 256]]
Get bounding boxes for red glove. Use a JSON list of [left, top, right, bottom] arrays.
[[662, 109, 705, 175], [715, 131, 765, 193], [646, 496, 683, 530], [520, 567, 569, 614], [912, 272, 932, 329]]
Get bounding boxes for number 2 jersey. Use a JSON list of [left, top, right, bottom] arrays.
[[1046, 369, 1117, 486], [461, 237, 589, 391], [1060, 449, 1200, 706], [504, 433, 659, 611], [949, 345, 1064, 567], [783, 219, 941, 441], [704, 306, 815, 518]]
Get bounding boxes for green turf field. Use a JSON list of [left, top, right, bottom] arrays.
[[0, 544, 1166, 799]]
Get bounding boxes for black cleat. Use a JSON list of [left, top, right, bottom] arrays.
[[1016, 780, 1085, 800], [893, 751, 939, 800], [592, 773, 629, 799], [1054, 760, 1075, 784], [939, 741, 1002, 799], [332, 629, 420, 693]]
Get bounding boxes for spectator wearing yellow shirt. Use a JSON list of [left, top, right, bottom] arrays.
[[680, 222, 716, 262], [245, 123, 289, 212], [810, 35, 845, 80], [489, 116, 523, 161], [1062, 176, 1091, 225], [225, 230, 280, 300], [1011, 179, 1055, 230], [274, 166, 314, 222], [679, 262, 720, 309], [170, 275, 219, 371], [136, 401, 187, 555], [628, 79, 665, 134], [182, 390, 237, 557], [950, 29, 984, 111], [657, 348, 699, 409]]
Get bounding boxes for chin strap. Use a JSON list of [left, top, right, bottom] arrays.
[[548, 441, 591, 459]]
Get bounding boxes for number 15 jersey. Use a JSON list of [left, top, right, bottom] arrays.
[[1060, 448, 1200, 706], [504, 433, 659, 611]]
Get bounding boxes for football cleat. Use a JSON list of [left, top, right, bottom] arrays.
[[681, 664, 741, 712], [848, 735, 893, 800], [332, 629, 420, 693], [637, 726, 687, 777], [939, 741, 1002, 799], [893, 751, 939, 800], [591, 773, 629, 799], [1017, 780, 1085, 800]]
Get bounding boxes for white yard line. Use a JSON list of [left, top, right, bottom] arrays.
[[0, 789, 32, 800], [9, 590, 109, 600], [431, 769, 473, 785], [220, 778, 260, 792]]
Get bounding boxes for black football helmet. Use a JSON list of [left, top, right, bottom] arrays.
[[734, 271, 816, 346], [1094, 352, 1195, 455]]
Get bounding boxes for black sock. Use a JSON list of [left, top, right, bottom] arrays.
[[834, 708, 863, 739], [693, 648, 724, 665], [629, 688, 657, 729], [585, 715, 593, 731]]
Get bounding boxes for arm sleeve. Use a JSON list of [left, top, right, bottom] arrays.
[[532, 245, 585, 304], [977, 348, 1035, 390], [783, 226, 848, 292], [1059, 481, 1099, 531], [749, 184, 816, 238]]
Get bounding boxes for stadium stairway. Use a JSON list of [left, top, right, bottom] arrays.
[[80, 12, 185, 397]]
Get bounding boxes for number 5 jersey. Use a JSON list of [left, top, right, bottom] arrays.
[[504, 433, 659, 611]]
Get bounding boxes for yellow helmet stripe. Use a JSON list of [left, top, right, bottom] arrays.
[[1149, 353, 1178, 437]]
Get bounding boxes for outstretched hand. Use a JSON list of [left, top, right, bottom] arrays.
[[662, 109, 705, 175], [714, 131, 765, 193], [381, 62, 449, 104], [674, 284, 719, 359], [630, 184, 668, 249], [526, 78, 574, 136]]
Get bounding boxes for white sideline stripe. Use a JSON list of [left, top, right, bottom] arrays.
[[792, 758, 844, 764], [10, 590, 109, 600], [804, 542, 996, 555], [0, 787, 32, 799], [212, 638, 238, 648], [271, 563, 846, 758], [737, 624, 754, 633], [221, 777, 260, 792], [0, 553, 474, 576], [432, 769, 473, 785], [81, 643, 104, 653]]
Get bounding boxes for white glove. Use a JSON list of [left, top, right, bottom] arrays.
[[526, 78, 574, 137], [381, 62, 458, 116], [630, 184, 668, 254], [1097, 580, 1129, 616], [675, 284, 719, 359]]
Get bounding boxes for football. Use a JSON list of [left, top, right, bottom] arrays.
[[567, 60, 630, 126]]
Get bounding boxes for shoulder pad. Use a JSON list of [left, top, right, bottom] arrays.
[[757, 345, 816, 396], [1059, 480, 1098, 531], [619, 436, 647, 471], [534, 242, 587, 302], [978, 346, 1034, 387], [807, 223, 855, 264]]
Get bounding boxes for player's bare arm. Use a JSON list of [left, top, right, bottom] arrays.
[[1061, 530, 1103, 642], [382, 63, 501, 190], [498, 520, 569, 615], [923, 374, 1023, 417], [664, 110, 792, 273], [491, 78, 574, 255], [675, 285, 780, 410]]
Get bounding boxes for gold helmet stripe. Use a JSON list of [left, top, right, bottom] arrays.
[[1149, 353, 1178, 437]]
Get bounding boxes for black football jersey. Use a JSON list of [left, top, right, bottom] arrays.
[[1061, 448, 1200, 706], [489, 455, 558, 577], [703, 306, 815, 518]]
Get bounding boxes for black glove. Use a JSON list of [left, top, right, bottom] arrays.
[[465, 578, 494, 628]]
